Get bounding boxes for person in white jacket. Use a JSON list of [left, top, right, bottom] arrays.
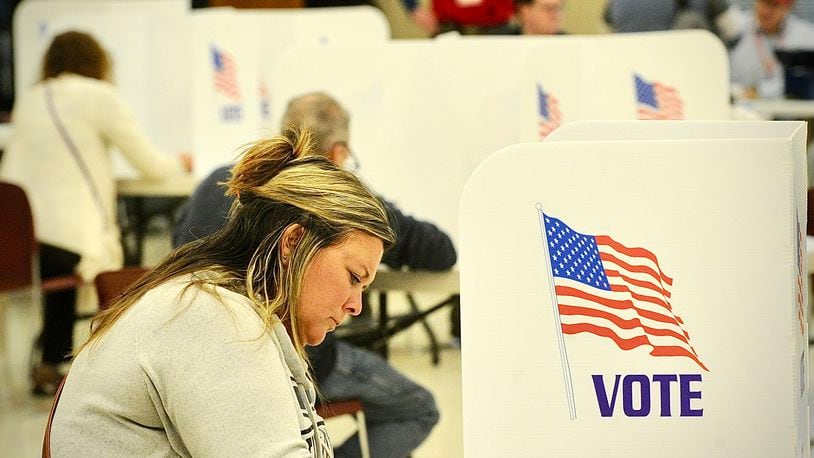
[[0, 31, 190, 394], [50, 128, 395, 457]]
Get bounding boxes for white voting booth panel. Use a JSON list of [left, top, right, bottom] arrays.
[[190, 6, 389, 178], [13, 0, 188, 93], [459, 121, 808, 456], [272, 33, 729, 244], [244, 7, 388, 129], [13, 1, 389, 179], [13, 1, 190, 177], [523, 31, 729, 125], [190, 8, 263, 180]]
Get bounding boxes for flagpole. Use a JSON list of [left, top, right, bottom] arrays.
[[537, 203, 577, 420]]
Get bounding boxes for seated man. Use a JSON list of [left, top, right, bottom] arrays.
[[174, 92, 457, 458]]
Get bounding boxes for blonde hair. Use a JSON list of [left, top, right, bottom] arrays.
[[81, 128, 395, 359]]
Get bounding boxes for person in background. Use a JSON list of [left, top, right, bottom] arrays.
[[404, 0, 515, 35], [51, 129, 393, 456], [0, 31, 191, 395], [604, 0, 741, 47], [511, 0, 567, 35], [174, 92, 456, 458], [729, 0, 814, 99]]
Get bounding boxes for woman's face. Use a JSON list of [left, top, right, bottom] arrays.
[[297, 230, 383, 346]]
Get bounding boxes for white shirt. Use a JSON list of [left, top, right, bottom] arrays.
[[0, 73, 183, 279], [729, 13, 814, 98]]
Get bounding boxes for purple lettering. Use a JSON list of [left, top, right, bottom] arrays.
[[652, 374, 678, 417], [680, 374, 703, 416], [592, 374, 621, 417], [623, 374, 651, 417]]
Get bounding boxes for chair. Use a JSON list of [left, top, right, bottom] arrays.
[[316, 399, 370, 458], [0, 182, 81, 403], [94, 267, 150, 311], [0, 182, 82, 293]]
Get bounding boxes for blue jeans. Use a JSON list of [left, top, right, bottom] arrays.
[[321, 341, 440, 458]]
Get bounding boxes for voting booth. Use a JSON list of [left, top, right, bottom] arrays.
[[459, 120, 809, 456], [12, 1, 389, 178], [13, 0, 191, 165], [272, 31, 729, 243]]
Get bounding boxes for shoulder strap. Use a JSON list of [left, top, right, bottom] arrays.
[[44, 84, 111, 229]]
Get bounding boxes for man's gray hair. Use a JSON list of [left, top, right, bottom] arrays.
[[280, 92, 350, 155]]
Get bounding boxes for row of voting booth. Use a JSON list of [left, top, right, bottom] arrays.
[[13, 0, 810, 455], [460, 121, 809, 455]]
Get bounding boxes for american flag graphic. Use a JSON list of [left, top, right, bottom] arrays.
[[634, 73, 684, 120], [211, 45, 240, 101], [537, 83, 562, 140], [259, 80, 270, 120], [540, 211, 708, 371]]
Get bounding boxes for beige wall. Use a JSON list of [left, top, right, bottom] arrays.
[[372, 0, 430, 39], [563, 0, 610, 35]]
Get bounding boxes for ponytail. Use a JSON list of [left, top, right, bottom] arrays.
[[227, 127, 315, 201]]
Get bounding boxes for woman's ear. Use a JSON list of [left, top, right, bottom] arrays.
[[280, 223, 304, 266]]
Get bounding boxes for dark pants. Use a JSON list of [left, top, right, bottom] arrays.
[[39, 243, 80, 364]]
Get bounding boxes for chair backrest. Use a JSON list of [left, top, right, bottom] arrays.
[[94, 267, 150, 311], [0, 182, 36, 292], [42, 266, 149, 456]]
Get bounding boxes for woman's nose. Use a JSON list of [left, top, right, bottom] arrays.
[[344, 291, 363, 316]]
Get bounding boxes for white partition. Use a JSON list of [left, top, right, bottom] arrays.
[[272, 40, 543, 242], [519, 31, 730, 126], [459, 121, 808, 456], [272, 31, 730, 243], [244, 6, 388, 129], [13, 0, 187, 93], [190, 6, 388, 177], [13, 2, 389, 178], [13, 0, 190, 177], [189, 8, 263, 178]]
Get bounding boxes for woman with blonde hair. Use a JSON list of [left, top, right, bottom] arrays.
[[49, 128, 395, 457]]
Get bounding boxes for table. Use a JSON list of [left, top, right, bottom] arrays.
[[740, 99, 814, 120], [116, 175, 198, 265], [116, 175, 199, 197], [370, 269, 459, 294], [366, 270, 460, 364]]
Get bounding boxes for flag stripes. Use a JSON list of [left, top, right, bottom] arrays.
[[634, 73, 684, 120], [542, 212, 707, 371], [537, 83, 562, 140], [212, 46, 240, 101]]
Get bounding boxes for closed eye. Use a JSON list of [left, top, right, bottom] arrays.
[[349, 271, 361, 286]]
